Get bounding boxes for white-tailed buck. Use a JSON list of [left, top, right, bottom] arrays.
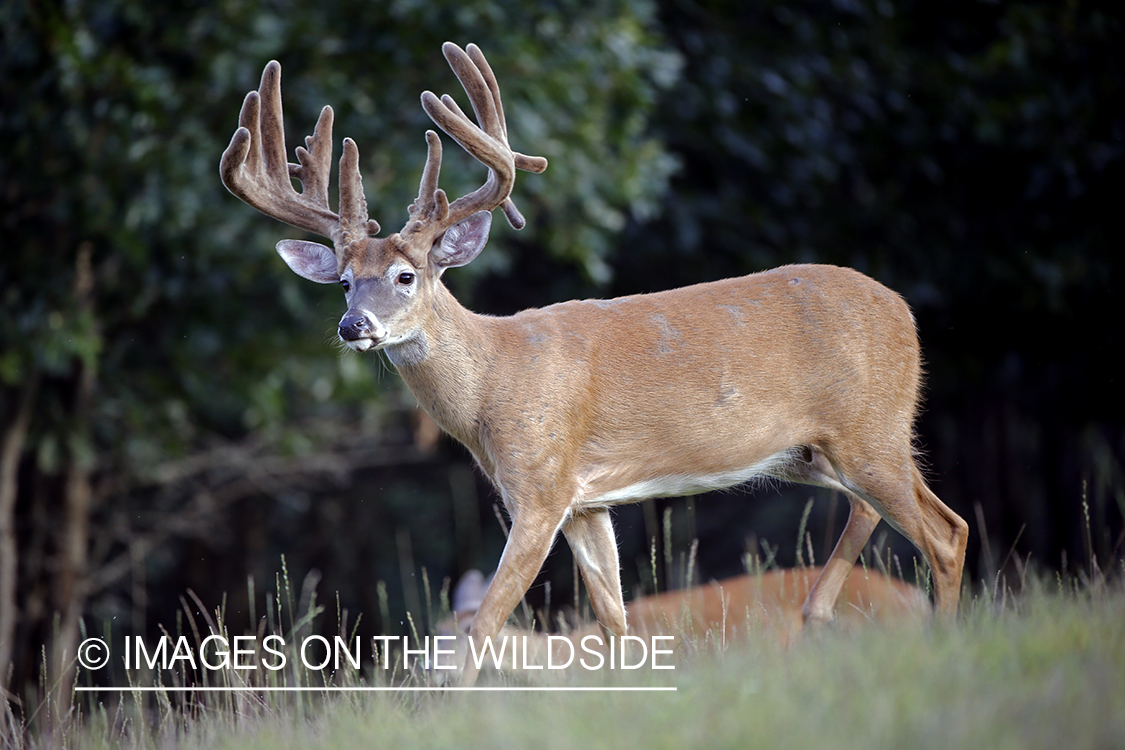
[[435, 566, 930, 673], [221, 42, 968, 686]]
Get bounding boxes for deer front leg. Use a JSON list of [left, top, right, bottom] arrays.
[[459, 506, 565, 686], [562, 509, 627, 638]]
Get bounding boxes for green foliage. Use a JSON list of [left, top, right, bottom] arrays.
[[620, 0, 1119, 301], [0, 0, 678, 471]]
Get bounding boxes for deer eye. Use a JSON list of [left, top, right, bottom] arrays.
[[397, 272, 416, 286], [340, 279, 351, 293]]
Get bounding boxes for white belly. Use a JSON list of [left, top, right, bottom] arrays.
[[572, 448, 800, 510]]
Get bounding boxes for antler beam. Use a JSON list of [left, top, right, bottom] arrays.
[[416, 43, 548, 233]]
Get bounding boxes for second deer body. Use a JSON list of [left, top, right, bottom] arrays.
[[221, 42, 969, 686], [438, 566, 932, 674]]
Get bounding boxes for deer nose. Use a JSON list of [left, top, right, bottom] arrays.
[[338, 312, 371, 341]]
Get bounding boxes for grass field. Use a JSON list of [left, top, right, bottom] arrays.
[[22, 566, 1125, 750]]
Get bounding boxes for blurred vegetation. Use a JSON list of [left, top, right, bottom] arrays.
[[1, 0, 1122, 721]]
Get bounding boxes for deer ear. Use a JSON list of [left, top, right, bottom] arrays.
[[276, 240, 339, 284], [432, 211, 492, 271]]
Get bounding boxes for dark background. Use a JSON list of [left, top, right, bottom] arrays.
[[2, 0, 1121, 707]]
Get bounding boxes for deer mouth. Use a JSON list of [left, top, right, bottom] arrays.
[[343, 337, 377, 352], [340, 329, 406, 353]]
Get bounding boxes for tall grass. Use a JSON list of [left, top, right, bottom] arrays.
[[10, 553, 1123, 750]]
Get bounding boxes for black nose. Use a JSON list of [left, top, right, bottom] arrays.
[[338, 313, 370, 341]]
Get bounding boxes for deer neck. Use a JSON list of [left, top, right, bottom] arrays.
[[383, 282, 493, 453]]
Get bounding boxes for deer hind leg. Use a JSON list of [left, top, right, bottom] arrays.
[[460, 506, 566, 686], [800, 445, 968, 622], [562, 508, 627, 638], [901, 464, 968, 615]]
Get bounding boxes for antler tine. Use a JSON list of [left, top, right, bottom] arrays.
[[221, 61, 379, 245], [408, 130, 451, 228], [463, 44, 508, 142], [339, 137, 379, 242], [418, 43, 547, 232], [448, 44, 506, 146], [290, 105, 335, 226]]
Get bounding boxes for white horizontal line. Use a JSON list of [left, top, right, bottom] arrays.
[[76, 685, 676, 693]]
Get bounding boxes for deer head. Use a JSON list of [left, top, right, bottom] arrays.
[[219, 43, 547, 354]]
